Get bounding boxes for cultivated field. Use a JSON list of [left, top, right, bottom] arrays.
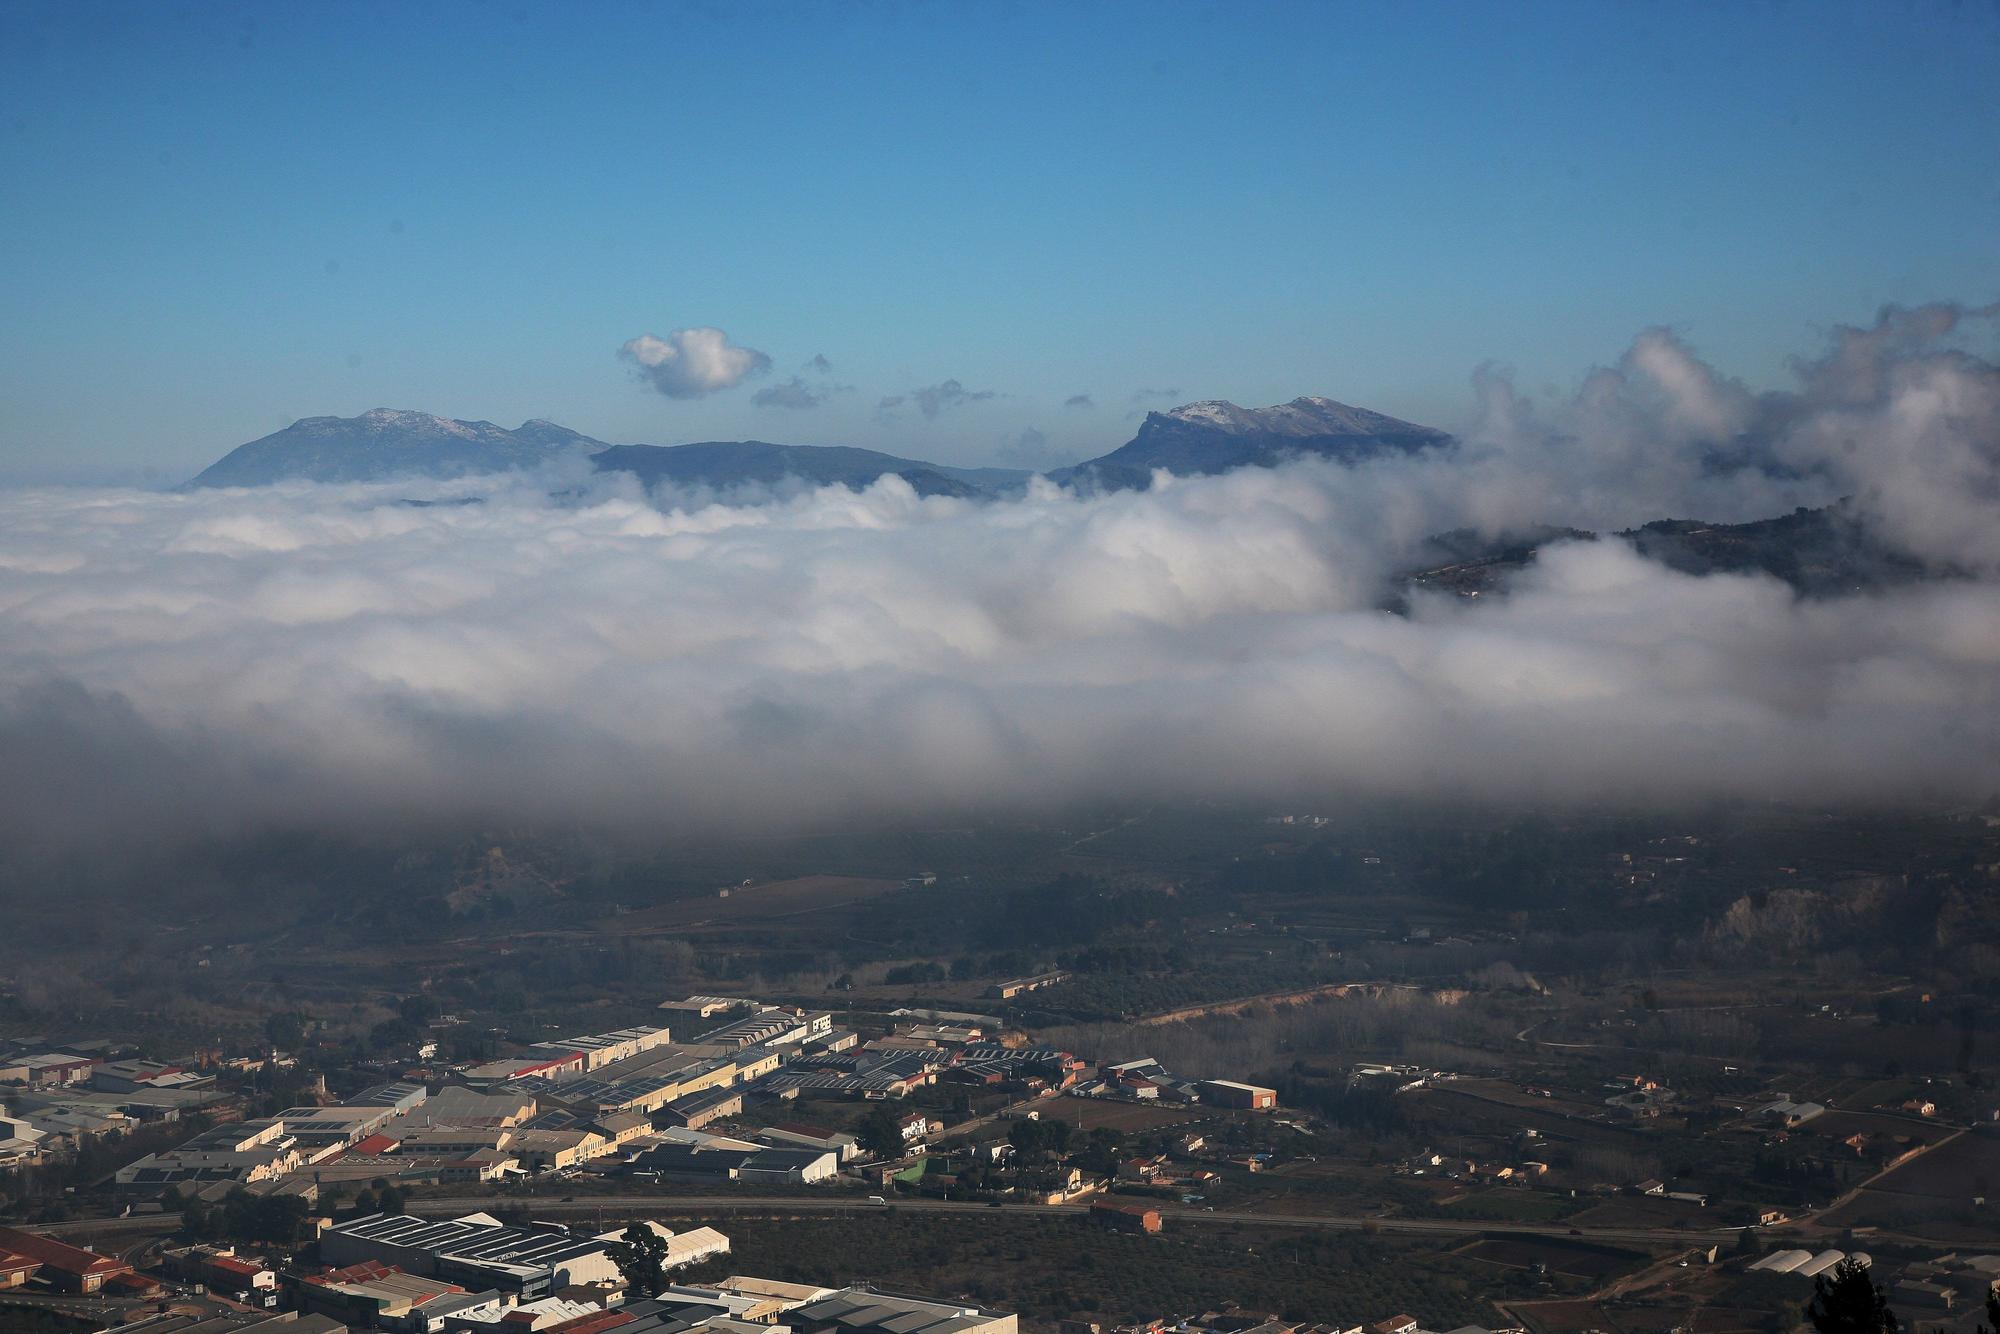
[[1458, 1235, 1645, 1280], [594, 875, 909, 934], [1043, 1095, 1210, 1134]]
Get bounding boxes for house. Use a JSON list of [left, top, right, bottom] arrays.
[[1758, 1099, 1826, 1127], [440, 1151, 521, 1183], [4, 1054, 97, 1087], [531, 1025, 675, 1074], [318, 1213, 631, 1298], [1199, 1080, 1277, 1110], [0, 1226, 134, 1293], [1894, 1281, 1958, 1311], [505, 1128, 607, 1171], [1370, 1318, 1419, 1334], [657, 1087, 742, 1131], [1115, 1075, 1160, 1100], [586, 1111, 653, 1149], [348, 1082, 431, 1116], [198, 1249, 279, 1294], [290, 1259, 480, 1330], [1089, 1201, 1162, 1234], [462, 1053, 588, 1087], [985, 972, 1070, 1001], [0, 1110, 46, 1168], [756, 1123, 861, 1162], [91, 1060, 214, 1093], [1118, 1156, 1167, 1183], [656, 996, 759, 1019], [701, 1010, 828, 1051], [735, 1147, 839, 1185], [594, 1221, 731, 1272], [784, 1287, 1016, 1334], [0, 1248, 40, 1289], [630, 1142, 837, 1186]]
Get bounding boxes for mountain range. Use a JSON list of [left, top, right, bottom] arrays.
[[183, 400, 1938, 600], [1048, 396, 1451, 491], [185, 396, 1453, 495], [187, 409, 605, 487]]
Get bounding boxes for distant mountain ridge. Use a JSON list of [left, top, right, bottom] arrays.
[[1397, 504, 1940, 603], [185, 408, 1946, 604], [588, 441, 1023, 500], [186, 395, 1452, 495], [1052, 396, 1452, 491], [187, 409, 606, 487]]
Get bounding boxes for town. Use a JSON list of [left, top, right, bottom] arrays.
[[6, 912, 2000, 1334], [5, 804, 2000, 1333]]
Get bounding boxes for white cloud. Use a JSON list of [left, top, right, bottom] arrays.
[[619, 327, 771, 398], [1, 308, 1996, 853], [879, 379, 998, 419]]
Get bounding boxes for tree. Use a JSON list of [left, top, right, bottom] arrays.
[[606, 1223, 672, 1298], [399, 994, 440, 1026], [1976, 1291, 2000, 1334], [263, 1012, 307, 1052], [1806, 1258, 1898, 1334], [860, 1105, 906, 1159]]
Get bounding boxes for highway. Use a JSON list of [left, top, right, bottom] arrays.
[[395, 1193, 1744, 1249], [46, 1189, 1862, 1254]]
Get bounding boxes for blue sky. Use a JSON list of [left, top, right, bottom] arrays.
[[2, 0, 1996, 482]]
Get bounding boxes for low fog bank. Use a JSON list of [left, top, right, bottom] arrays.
[[1, 308, 1996, 854]]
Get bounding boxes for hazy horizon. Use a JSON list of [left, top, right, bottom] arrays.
[[4, 2, 1999, 483], [2, 306, 1997, 858]]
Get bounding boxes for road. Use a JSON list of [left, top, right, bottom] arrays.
[[40, 1192, 1731, 1250], [394, 1192, 1742, 1248], [57, 1186, 1980, 1253]]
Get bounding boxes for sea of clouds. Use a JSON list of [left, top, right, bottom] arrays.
[[1, 308, 1996, 851]]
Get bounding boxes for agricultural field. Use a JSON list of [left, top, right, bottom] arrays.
[[674, 1211, 1503, 1330], [1564, 1196, 1718, 1231], [1457, 1235, 1648, 1281], [595, 874, 912, 935], [1042, 1095, 1212, 1134], [1816, 1128, 2000, 1236]]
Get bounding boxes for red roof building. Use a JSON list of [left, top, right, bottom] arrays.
[[1089, 1200, 1162, 1234], [204, 1253, 277, 1290], [0, 1227, 134, 1293], [542, 1312, 638, 1334], [0, 1249, 39, 1289]]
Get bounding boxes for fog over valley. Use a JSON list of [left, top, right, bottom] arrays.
[[2, 308, 1997, 853]]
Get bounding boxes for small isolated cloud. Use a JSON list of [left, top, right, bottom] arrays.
[[619, 327, 771, 399], [754, 357, 852, 410], [754, 378, 830, 410], [899, 379, 998, 419], [1064, 394, 1094, 410], [996, 426, 1065, 470]]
